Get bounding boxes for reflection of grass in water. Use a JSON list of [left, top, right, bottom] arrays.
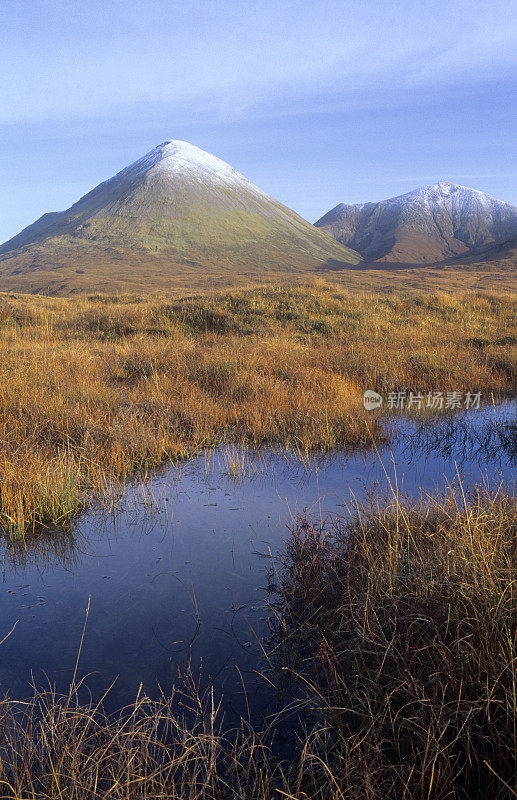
[[222, 444, 260, 481], [0, 523, 81, 573], [397, 403, 517, 467], [1, 488, 516, 799], [207, 441, 356, 484], [0, 477, 174, 572], [269, 486, 517, 799], [0, 283, 515, 536], [211, 443, 320, 482], [205, 444, 252, 481]]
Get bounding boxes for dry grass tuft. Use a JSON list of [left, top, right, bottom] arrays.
[[272, 489, 517, 799], [0, 282, 515, 536], [0, 674, 353, 800]]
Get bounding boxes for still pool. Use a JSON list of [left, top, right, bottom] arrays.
[[0, 403, 514, 721]]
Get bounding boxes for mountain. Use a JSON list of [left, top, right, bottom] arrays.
[[315, 182, 517, 266], [0, 141, 359, 294], [442, 234, 517, 269]]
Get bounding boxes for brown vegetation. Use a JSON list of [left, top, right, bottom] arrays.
[[0, 282, 515, 536], [0, 491, 515, 799], [272, 490, 517, 799]]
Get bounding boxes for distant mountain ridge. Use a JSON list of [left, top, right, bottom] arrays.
[[0, 140, 359, 294], [315, 182, 517, 265]]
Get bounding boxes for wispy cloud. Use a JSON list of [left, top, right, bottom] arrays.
[[1, 0, 516, 124], [0, 0, 515, 241]]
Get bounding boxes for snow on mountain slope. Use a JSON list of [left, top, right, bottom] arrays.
[[315, 182, 517, 265], [138, 140, 266, 189], [0, 141, 359, 293], [0, 141, 274, 253]]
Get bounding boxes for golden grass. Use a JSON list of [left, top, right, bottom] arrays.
[[0, 281, 515, 535], [0, 673, 362, 800], [272, 489, 517, 799], [0, 491, 515, 799]]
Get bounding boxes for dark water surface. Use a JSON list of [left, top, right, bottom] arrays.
[[0, 403, 515, 720]]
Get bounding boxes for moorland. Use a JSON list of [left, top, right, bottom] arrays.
[[0, 281, 515, 536], [0, 278, 515, 800]]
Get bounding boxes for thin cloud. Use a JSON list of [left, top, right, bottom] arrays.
[[1, 0, 516, 124]]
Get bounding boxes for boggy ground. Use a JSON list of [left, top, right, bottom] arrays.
[[0, 490, 515, 799], [270, 488, 517, 800], [0, 281, 515, 535]]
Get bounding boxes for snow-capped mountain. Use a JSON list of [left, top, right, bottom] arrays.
[[0, 141, 359, 294], [315, 182, 517, 265]]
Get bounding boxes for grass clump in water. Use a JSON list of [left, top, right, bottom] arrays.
[[271, 489, 517, 799], [0, 491, 516, 798]]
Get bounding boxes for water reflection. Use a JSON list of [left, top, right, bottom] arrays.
[[1, 526, 80, 572], [0, 403, 514, 720], [396, 403, 516, 468]]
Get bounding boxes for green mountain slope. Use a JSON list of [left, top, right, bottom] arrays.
[[0, 141, 359, 294]]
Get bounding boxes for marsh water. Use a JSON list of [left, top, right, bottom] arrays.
[[0, 403, 515, 721]]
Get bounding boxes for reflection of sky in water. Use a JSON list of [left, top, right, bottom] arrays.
[[0, 403, 514, 720]]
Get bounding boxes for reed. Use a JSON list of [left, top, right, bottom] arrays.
[[0, 282, 515, 536], [271, 488, 517, 799]]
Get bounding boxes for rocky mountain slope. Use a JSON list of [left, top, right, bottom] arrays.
[[315, 182, 517, 265]]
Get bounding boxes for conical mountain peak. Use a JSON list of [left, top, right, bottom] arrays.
[[0, 141, 359, 293], [123, 140, 254, 189]]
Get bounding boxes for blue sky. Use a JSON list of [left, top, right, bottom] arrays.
[[1, 0, 516, 242]]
